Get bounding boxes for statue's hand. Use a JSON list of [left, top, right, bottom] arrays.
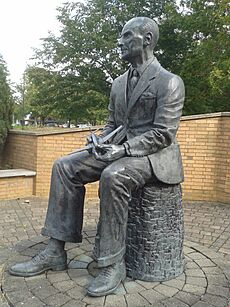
[[94, 144, 126, 162], [86, 134, 103, 154], [86, 134, 103, 146]]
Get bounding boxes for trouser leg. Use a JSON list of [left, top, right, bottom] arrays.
[[93, 156, 154, 267], [41, 151, 109, 243]]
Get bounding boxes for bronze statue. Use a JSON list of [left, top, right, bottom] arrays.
[[9, 17, 185, 297]]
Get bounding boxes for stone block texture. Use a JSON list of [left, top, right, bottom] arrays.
[[126, 183, 184, 281]]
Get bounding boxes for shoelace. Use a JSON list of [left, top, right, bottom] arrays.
[[32, 251, 46, 263], [100, 264, 115, 278]]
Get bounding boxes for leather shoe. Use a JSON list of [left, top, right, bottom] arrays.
[[87, 259, 126, 297], [8, 250, 67, 277]]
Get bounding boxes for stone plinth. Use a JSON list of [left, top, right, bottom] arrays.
[[126, 183, 184, 281]]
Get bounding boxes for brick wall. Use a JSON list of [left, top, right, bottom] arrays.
[[35, 129, 100, 198], [2, 128, 101, 200], [178, 113, 230, 204], [2, 132, 37, 170], [2, 113, 230, 203], [0, 176, 34, 200]]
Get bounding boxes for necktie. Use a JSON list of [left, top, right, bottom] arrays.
[[129, 69, 139, 93], [127, 69, 139, 103]]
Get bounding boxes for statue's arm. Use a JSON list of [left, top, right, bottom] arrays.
[[124, 75, 185, 157], [99, 84, 116, 139]]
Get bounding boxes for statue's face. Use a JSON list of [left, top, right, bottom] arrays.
[[118, 20, 144, 63]]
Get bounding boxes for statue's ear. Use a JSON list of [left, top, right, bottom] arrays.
[[144, 32, 153, 47]]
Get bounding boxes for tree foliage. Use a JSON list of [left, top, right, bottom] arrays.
[[25, 0, 229, 123], [177, 0, 230, 114], [0, 55, 13, 152]]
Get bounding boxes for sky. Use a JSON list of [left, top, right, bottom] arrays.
[[0, 0, 79, 85]]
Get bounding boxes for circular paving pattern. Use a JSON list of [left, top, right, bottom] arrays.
[[0, 236, 229, 307]]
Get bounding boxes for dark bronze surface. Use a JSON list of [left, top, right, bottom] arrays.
[[9, 17, 185, 296]]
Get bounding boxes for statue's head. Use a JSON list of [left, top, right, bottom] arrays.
[[118, 17, 159, 63]]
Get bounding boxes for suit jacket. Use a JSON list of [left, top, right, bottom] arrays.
[[101, 57, 185, 184]]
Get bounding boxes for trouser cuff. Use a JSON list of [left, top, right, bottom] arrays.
[[41, 227, 82, 243], [94, 246, 126, 268]]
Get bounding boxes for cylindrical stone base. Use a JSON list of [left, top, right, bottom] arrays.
[[126, 183, 184, 281]]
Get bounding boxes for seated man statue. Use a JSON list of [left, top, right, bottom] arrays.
[[9, 16, 185, 297]]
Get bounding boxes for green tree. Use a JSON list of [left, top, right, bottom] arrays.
[[177, 0, 230, 114], [23, 66, 56, 124], [33, 0, 178, 124], [31, 0, 229, 120], [0, 54, 13, 153]]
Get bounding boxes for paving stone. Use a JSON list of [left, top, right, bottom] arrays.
[[206, 284, 230, 299], [68, 268, 88, 279], [0, 293, 9, 307], [194, 258, 216, 267], [5, 289, 34, 305], [68, 260, 89, 269], [67, 285, 86, 300], [182, 284, 206, 296], [161, 297, 189, 307], [200, 293, 229, 307], [104, 294, 127, 306], [73, 274, 93, 287], [186, 261, 200, 269], [202, 266, 223, 275], [14, 296, 46, 307], [185, 269, 205, 278], [31, 285, 59, 300], [162, 278, 185, 290], [154, 284, 179, 297], [205, 273, 229, 287], [183, 246, 195, 254], [135, 279, 160, 289], [125, 293, 151, 306], [53, 280, 76, 292], [82, 295, 105, 306], [2, 277, 27, 292], [81, 244, 94, 253], [114, 282, 127, 295], [75, 254, 93, 263], [42, 292, 71, 306], [192, 301, 213, 307], [123, 280, 146, 294], [176, 273, 186, 281], [25, 276, 51, 290], [186, 276, 207, 287], [1, 198, 230, 307], [65, 242, 80, 250], [141, 288, 167, 303], [47, 271, 70, 283], [67, 248, 85, 259], [188, 252, 207, 260], [61, 299, 87, 307]]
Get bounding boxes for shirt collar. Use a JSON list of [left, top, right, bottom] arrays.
[[130, 55, 155, 77]]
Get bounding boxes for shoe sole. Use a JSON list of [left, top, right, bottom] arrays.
[[87, 272, 126, 297], [8, 263, 67, 277]]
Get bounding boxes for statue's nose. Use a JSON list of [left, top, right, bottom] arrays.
[[117, 38, 123, 48]]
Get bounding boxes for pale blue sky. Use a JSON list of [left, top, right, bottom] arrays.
[[0, 0, 81, 84]]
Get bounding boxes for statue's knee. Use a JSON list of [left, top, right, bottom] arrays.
[[52, 156, 68, 172], [100, 167, 117, 186], [53, 158, 62, 169]]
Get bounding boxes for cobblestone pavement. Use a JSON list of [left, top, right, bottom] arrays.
[[0, 198, 230, 306]]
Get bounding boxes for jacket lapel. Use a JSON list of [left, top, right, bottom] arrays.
[[127, 58, 161, 114], [119, 71, 129, 113]]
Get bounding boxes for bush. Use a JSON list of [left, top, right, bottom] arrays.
[[0, 55, 13, 153]]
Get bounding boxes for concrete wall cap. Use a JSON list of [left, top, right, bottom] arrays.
[[9, 126, 103, 136], [0, 169, 36, 178], [181, 112, 230, 121]]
